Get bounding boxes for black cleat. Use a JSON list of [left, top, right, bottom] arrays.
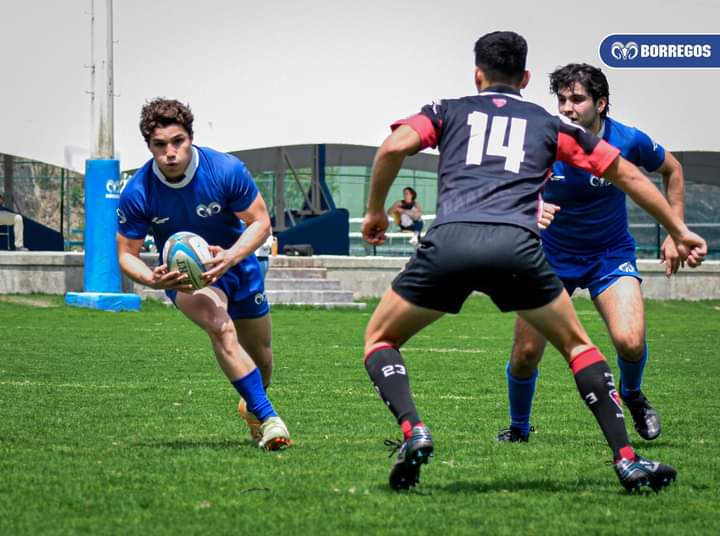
[[614, 455, 677, 492], [385, 424, 434, 491], [496, 425, 534, 443], [622, 390, 661, 440]]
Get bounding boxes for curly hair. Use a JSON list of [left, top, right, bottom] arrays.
[[139, 98, 194, 142], [549, 63, 610, 118]]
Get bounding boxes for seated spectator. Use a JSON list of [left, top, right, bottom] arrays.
[[388, 187, 423, 234]]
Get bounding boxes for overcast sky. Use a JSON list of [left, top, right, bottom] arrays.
[[1, 0, 718, 172]]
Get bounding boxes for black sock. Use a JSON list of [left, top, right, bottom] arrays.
[[570, 347, 634, 461], [365, 345, 421, 435]]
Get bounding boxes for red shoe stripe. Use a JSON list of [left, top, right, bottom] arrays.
[[617, 445, 636, 462]]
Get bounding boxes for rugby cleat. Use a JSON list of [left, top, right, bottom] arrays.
[[237, 398, 263, 444], [614, 454, 677, 492], [258, 416, 292, 451], [621, 390, 661, 440], [496, 425, 534, 443], [386, 424, 434, 491]]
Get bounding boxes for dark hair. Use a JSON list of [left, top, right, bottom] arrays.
[[549, 63, 610, 118], [403, 187, 417, 201], [139, 98, 194, 143], [474, 31, 527, 85]]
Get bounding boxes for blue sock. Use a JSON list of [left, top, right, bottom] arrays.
[[231, 368, 277, 422], [507, 362, 538, 437], [617, 343, 648, 398]]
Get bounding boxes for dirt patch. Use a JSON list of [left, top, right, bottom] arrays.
[[0, 295, 59, 308]]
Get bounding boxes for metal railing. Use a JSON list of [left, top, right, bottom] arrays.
[[348, 217, 720, 257]]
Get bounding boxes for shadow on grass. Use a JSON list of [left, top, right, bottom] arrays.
[[374, 477, 611, 495], [134, 438, 255, 450], [437, 478, 614, 494]]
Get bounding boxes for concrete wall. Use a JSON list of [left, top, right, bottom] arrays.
[[1, 252, 719, 300], [313, 255, 720, 301], [0, 252, 150, 295]]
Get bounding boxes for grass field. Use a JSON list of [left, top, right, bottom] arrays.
[[1, 295, 719, 535]]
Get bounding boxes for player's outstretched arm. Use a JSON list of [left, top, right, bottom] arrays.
[[116, 233, 191, 291], [362, 125, 422, 244], [656, 151, 687, 275], [602, 157, 707, 266]]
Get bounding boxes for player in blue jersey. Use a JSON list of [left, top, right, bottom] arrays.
[[497, 64, 689, 445], [361, 32, 706, 492], [116, 98, 290, 450]]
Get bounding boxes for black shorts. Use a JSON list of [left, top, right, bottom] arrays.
[[392, 222, 564, 313]]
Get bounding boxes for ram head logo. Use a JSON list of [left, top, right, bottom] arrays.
[[610, 41, 639, 60]]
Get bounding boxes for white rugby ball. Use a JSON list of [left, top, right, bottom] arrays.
[[162, 231, 213, 290]]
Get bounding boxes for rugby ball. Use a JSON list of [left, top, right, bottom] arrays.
[[162, 231, 213, 290]]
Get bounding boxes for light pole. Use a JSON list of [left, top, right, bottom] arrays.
[[66, 0, 140, 312]]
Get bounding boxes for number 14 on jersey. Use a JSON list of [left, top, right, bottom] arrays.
[[466, 111, 527, 173]]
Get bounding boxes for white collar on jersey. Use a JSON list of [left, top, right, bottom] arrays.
[[597, 119, 606, 139], [152, 146, 199, 189]]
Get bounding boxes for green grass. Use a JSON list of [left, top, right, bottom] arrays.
[[1, 295, 719, 535]]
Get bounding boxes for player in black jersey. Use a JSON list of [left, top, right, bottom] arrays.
[[361, 31, 706, 492]]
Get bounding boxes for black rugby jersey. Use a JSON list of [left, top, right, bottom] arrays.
[[392, 85, 620, 235]]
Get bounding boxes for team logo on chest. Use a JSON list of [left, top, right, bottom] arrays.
[[589, 175, 612, 188], [196, 202, 222, 217]]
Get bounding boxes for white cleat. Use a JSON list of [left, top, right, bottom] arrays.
[[258, 416, 292, 451]]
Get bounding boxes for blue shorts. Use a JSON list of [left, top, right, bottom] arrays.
[[166, 256, 269, 319], [543, 244, 642, 299]]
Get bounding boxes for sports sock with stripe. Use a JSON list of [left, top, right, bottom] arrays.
[[365, 345, 421, 437], [570, 347, 634, 460], [231, 368, 277, 422]]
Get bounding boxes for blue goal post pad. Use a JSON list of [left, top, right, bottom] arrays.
[[65, 292, 142, 312]]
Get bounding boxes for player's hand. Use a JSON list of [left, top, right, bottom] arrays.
[[202, 245, 236, 285], [537, 202, 560, 230], [362, 210, 389, 245], [660, 235, 682, 277], [148, 264, 193, 292], [672, 229, 707, 268]]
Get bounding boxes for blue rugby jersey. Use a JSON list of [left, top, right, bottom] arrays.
[[392, 85, 620, 236], [117, 146, 259, 263], [542, 117, 665, 254]]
